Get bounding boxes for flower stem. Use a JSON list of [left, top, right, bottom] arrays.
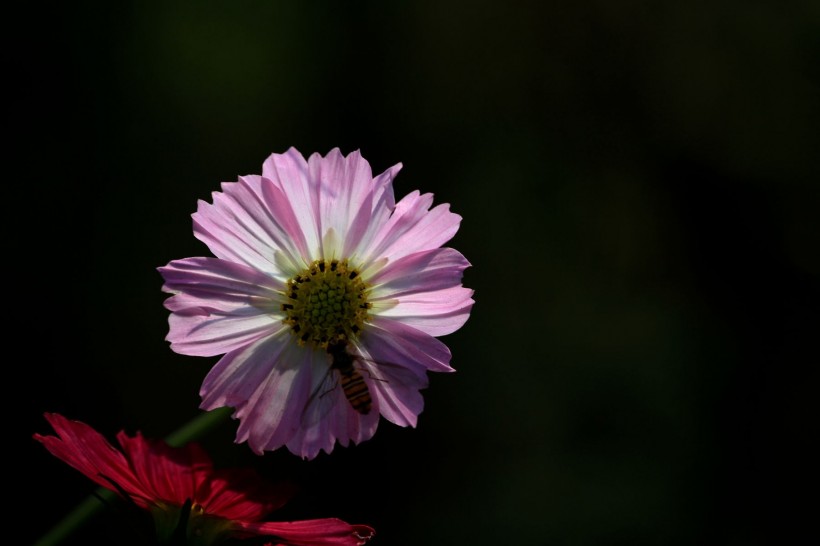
[[164, 406, 232, 447], [32, 489, 117, 546], [34, 407, 233, 546]]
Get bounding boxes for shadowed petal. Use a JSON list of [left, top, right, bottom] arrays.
[[200, 332, 291, 411], [116, 432, 210, 507], [197, 468, 294, 521], [286, 364, 381, 460], [363, 316, 455, 373], [358, 354, 428, 429], [229, 341, 317, 454]]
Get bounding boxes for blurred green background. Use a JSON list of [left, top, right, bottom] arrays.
[[13, 1, 818, 545]]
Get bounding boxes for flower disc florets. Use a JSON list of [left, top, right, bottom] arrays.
[[282, 259, 371, 349]]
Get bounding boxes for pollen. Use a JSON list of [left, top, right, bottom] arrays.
[[282, 259, 371, 348]]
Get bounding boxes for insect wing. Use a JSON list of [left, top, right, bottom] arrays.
[[355, 355, 430, 392], [299, 349, 428, 426], [300, 361, 342, 427]]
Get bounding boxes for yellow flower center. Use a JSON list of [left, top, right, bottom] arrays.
[[282, 259, 371, 348]]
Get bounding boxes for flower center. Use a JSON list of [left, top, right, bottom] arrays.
[[152, 500, 235, 546], [282, 259, 371, 349]]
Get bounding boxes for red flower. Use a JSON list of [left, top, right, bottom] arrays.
[[34, 413, 374, 546]]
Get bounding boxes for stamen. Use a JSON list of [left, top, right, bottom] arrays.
[[282, 259, 371, 349]]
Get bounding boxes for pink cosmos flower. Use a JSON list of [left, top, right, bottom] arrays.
[[34, 413, 374, 545], [158, 148, 473, 459]]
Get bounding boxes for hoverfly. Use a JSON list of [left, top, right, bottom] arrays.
[[300, 340, 380, 426], [301, 339, 423, 427], [326, 339, 373, 415]]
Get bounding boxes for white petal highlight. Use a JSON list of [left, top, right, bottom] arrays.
[[360, 191, 463, 267], [160, 258, 285, 356], [167, 311, 281, 357], [262, 148, 322, 260], [375, 286, 475, 337], [367, 248, 470, 296]]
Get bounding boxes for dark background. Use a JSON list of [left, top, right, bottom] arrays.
[[11, 2, 818, 545]]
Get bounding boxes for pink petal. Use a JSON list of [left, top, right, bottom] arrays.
[[193, 199, 277, 275], [257, 175, 314, 267], [363, 248, 473, 336], [208, 176, 311, 272], [353, 327, 445, 427], [262, 148, 322, 259], [167, 311, 281, 357], [344, 162, 401, 258], [307, 149, 373, 251], [356, 354, 428, 428], [360, 191, 462, 266], [160, 257, 286, 298], [370, 162, 398, 212], [375, 285, 475, 336], [362, 316, 455, 373], [226, 341, 320, 455], [367, 248, 470, 296], [369, 378, 424, 428], [339, 189, 374, 259], [214, 175, 314, 269], [200, 332, 291, 411], [285, 378, 380, 460], [159, 258, 285, 357], [229, 344, 380, 459]]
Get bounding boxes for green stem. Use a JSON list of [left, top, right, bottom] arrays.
[[33, 407, 233, 546], [32, 489, 116, 546], [163, 406, 232, 448]]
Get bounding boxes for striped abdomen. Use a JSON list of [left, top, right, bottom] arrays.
[[338, 365, 372, 414], [328, 342, 372, 414]]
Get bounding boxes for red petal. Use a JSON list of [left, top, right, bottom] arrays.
[[32, 413, 156, 508], [237, 518, 375, 546], [116, 430, 214, 506]]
